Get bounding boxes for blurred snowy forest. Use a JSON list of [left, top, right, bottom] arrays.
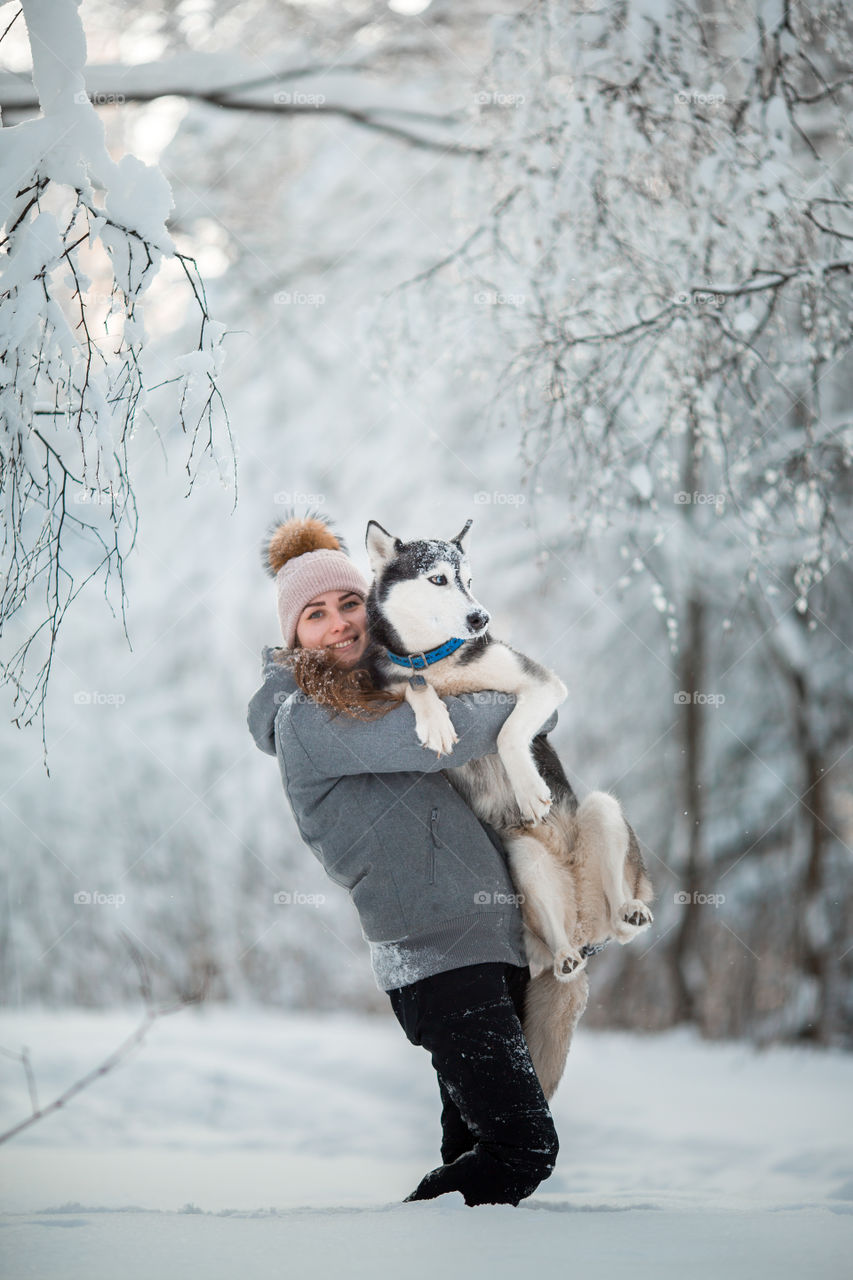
[[1, 0, 851, 1046]]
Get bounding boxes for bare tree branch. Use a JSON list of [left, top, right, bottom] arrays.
[[0, 71, 487, 155], [0, 935, 206, 1147]]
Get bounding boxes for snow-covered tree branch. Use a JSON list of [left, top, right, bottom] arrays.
[[0, 0, 232, 748]]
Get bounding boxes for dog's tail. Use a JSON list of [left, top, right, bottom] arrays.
[[523, 969, 589, 1101]]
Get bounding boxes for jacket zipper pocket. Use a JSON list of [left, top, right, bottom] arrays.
[[428, 807, 439, 884]]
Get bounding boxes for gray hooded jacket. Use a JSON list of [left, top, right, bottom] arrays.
[[247, 647, 557, 990]]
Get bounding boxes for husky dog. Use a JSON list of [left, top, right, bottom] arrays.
[[364, 518, 654, 1099]]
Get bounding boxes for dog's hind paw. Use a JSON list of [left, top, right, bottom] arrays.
[[554, 947, 586, 981], [613, 900, 654, 941], [513, 782, 552, 825]]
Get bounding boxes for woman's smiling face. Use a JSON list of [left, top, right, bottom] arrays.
[[295, 590, 368, 666]]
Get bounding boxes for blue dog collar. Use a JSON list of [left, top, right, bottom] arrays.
[[385, 637, 466, 670]]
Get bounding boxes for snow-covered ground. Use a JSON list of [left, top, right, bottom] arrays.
[[0, 1006, 851, 1278]]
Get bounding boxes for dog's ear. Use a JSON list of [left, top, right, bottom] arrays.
[[365, 520, 402, 573], [450, 518, 473, 554]]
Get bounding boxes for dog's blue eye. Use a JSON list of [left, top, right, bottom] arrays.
[[428, 575, 448, 586]]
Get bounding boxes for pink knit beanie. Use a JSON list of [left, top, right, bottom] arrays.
[[264, 516, 368, 649]]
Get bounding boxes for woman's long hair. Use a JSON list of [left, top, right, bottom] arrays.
[[280, 645, 402, 720]]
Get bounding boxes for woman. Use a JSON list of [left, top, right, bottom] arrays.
[[247, 515, 560, 1207]]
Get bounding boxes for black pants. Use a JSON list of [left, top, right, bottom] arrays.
[[387, 961, 559, 1207]]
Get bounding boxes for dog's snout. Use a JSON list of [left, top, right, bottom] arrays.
[[467, 610, 490, 633]]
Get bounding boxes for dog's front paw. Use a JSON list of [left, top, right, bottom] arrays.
[[554, 947, 587, 981], [414, 704, 459, 757], [613, 899, 654, 942]]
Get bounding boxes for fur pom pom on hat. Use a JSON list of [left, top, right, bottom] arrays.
[[266, 516, 344, 575], [263, 514, 369, 649]]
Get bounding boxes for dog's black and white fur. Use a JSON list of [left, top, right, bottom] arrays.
[[363, 519, 654, 1098]]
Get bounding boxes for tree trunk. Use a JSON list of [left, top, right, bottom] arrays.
[[670, 593, 707, 1023], [669, 408, 707, 1025], [750, 597, 834, 1043], [789, 666, 831, 1042]]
